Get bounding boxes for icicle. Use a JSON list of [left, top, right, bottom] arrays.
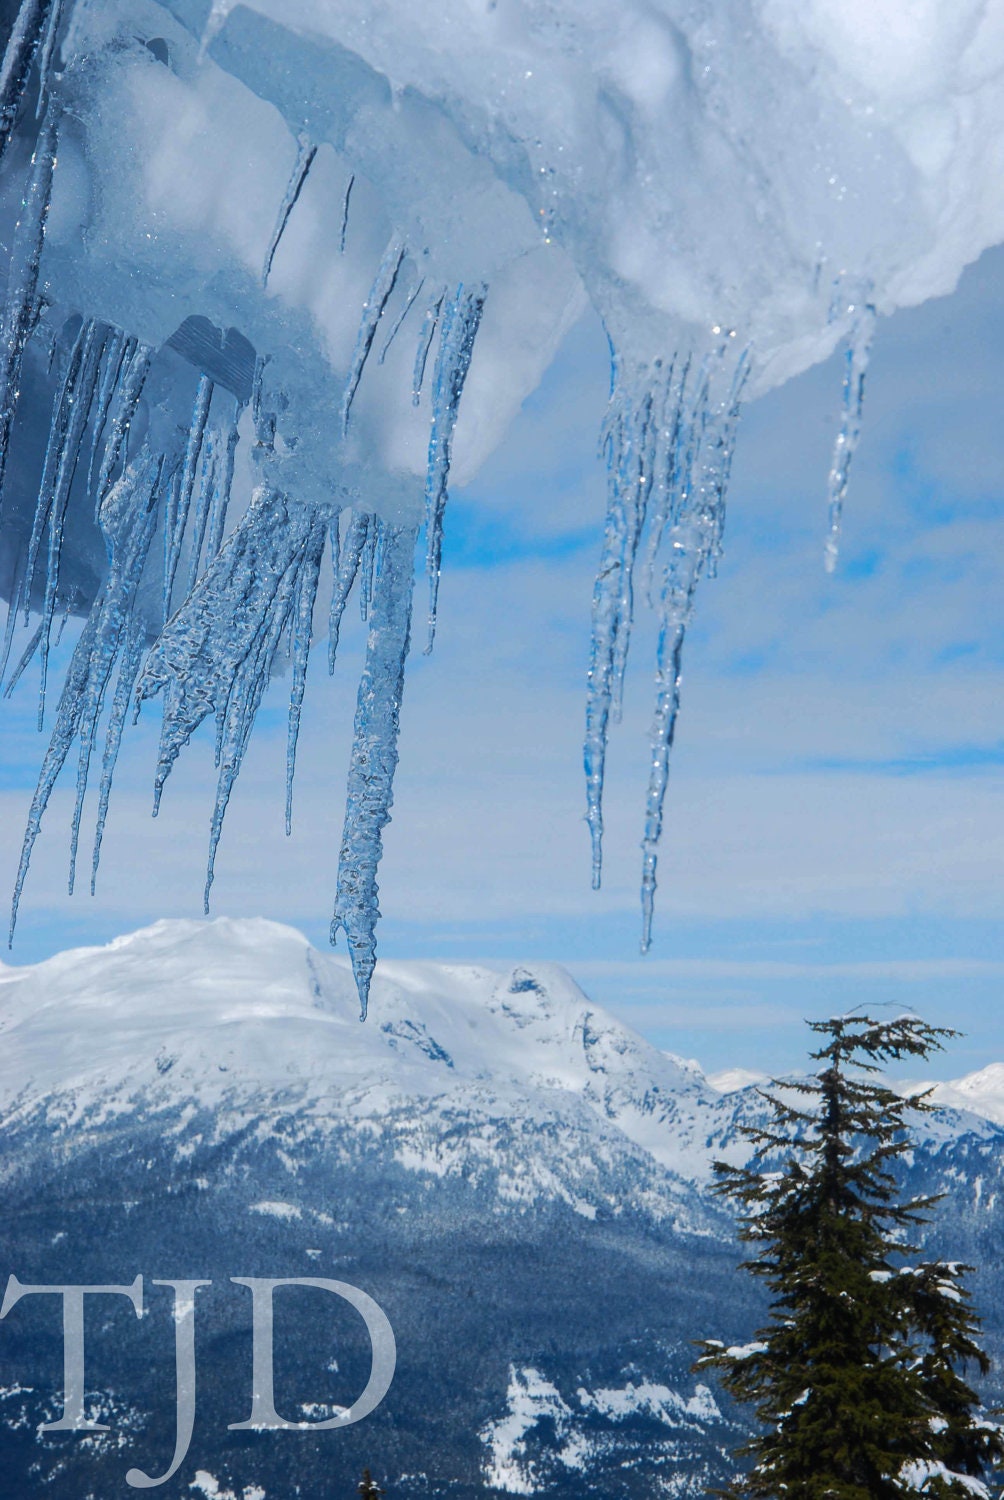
[[185, 428, 217, 597], [638, 350, 749, 953], [824, 301, 876, 574], [163, 374, 213, 615], [583, 386, 658, 890], [10, 451, 163, 942], [412, 292, 443, 406], [202, 515, 321, 910], [53, 586, 73, 646], [379, 278, 424, 364], [340, 238, 405, 435], [424, 283, 486, 653], [34, 0, 63, 120], [285, 513, 326, 834], [331, 519, 418, 1018], [0, 0, 53, 165], [85, 328, 128, 501], [206, 398, 241, 561], [4, 619, 42, 697], [0, 546, 25, 682], [328, 509, 370, 671], [611, 391, 656, 720], [24, 318, 94, 612], [137, 488, 320, 820], [339, 173, 354, 253], [639, 615, 686, 953], [0, 110, 58, 511], [359, 512, 378, 623], [641, 370, 690, 607], [66, 457, 163, 893], [262, 134, 317, 287], [90, 611, 146, 893], [34, 318, 108, 726], [95, 340, 152, 506]]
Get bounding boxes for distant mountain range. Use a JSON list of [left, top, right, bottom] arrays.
[[0, 919, 1001, 1499]]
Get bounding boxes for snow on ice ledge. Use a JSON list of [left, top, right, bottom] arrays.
[[1, 0, 1003, 1010]]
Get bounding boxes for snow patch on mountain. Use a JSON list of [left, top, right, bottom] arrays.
[[481, 1366, 731, 1495], [925, 1065, 1004, 1125]]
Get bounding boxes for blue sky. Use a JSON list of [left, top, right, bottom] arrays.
[[3, 245, 1004, 1080]]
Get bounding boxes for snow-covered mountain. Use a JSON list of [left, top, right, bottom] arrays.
[[0, 916, 759, 1215], [0, 919, 1001, 1500]]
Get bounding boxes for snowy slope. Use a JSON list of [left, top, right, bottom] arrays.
[[0, 918, 758, 1214], [924, 1065, 1004, 1125]]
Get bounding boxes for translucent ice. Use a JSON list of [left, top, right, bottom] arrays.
[[2, 0, 1004, 1001]]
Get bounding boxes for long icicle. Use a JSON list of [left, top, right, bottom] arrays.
[[359, 511, 377, 623], [262, 133, 316, 287], [340, 237, 405, 435], [0, 545, 25, 682], [639, 350, 748, 953], [185, 426, 218, 598], [10, 451, 162, 941], [610, 390, 656, 721], [95, 339, 152, 506], [66, 455, 163, 893], [164, 374, 213, 615], [36, 319, 107, 725], [203, 534, 310, 910], [0, 110, 58, 512], [90, 609, 147, 893], [338, 173, 354, 253], [331, 518, 418, 1019], [379, 278, 424, 364], [424, 284, 486, 653], [85, 328, 128, 501], [412, 292, 443, 406], [824, 300, 876, 574], [205, 395, 242, 562], [33, 0, 63, 121], [137, 488, 318, 816], [328, 509, 369, 671], [0, 0, 54, 165], [285, 512, 326, 834], [23, 317, 95, 612], [583, 385, 657, 889], [4, 620, 42, 696]]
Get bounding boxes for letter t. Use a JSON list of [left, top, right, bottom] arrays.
[[0, 1274, 143, 1430]]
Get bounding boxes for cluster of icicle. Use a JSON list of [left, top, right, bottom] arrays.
[[0, 0, 485, 1016], [583, 300, 877, 944], [584, 349, 748, 950], [0, 0, 879, 1012]]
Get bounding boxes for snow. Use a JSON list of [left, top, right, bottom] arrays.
[[707, 1068, 769, 1095], [189, 1474, 266, 1500], [250, 1201, 302, 1221], [481, 1367, 727, 1492], [578, 1379, 722, 1425], [481, 1367, 573, 1493], [921, 1064, 1004, 1125], [3, 0, 1004, 999], [900, 1459, 991, 1497]]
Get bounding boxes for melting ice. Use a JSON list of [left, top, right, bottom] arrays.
[[1, 0, 1003, 1012]]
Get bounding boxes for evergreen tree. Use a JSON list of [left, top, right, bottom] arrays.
[[697, 1013, 1004, 1500]]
